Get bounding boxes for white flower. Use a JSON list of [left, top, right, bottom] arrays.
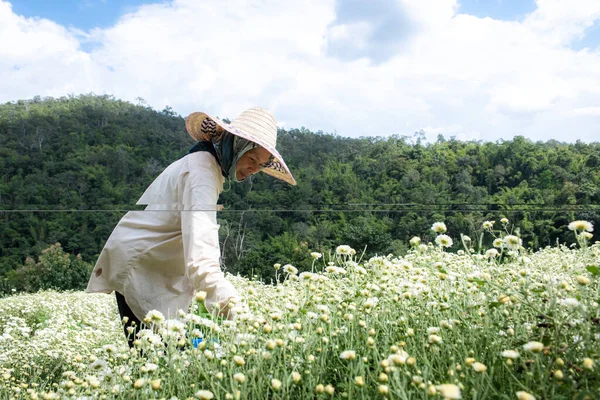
[[500, 218, 509, 224], [503, 235, 522, 250], [355, 266, 367, 274], [485, 249, 499, 258], [145, 310, 165, 323], [435, 235, 453, 248], [523, 341, 544, 352], [336, 245, 356, 256], [437, 383, 461, 399], [568, 220, 593, 232], [581, 231, 593, 240], [271, 379, 282, 391], [428, 334, 443, 344], [493, 238, 504, 248], [364, 297, 379, 308], [472, 362, 487, 372], [501, 350, 520, 359], [310, 252, 322, 259], [195, 390, 214, 399], [516, 391, 536, 400], [283, 264, 298, 275], [89, 359, 107, 371], [409, 236, 421, 246], [325, 266, 347, 275], [559, 298, 580, 308], [233, 356, 245, 366], [103, 345, 117, 353], [145, 363, 159, 372], [482, 221, 495, 230], [339, 350, 357, 360], [431, 222, 447, 234], [195, 291, 207, 301]]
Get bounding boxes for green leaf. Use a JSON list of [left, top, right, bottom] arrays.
[[488, 302, 502, 309], [542, 335, 552, 346], [473, 278, 486, 286], [586, 265, 600, 275]]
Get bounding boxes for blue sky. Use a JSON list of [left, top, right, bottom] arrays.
[[458, 0, 537, 21], [11, 0, 599, 51], [14, 0, 540, 30], [10, 0, 150, 30]]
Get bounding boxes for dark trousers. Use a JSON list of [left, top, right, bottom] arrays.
[[115, 291, 143, 348]]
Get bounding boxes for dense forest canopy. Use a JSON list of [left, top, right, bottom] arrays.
[[1, 94, 599, 291]]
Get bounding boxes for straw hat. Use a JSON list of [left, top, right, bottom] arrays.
[[185, 107, 296, 186]]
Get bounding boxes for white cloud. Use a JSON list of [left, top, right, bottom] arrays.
[[0, 0, 599, 142]]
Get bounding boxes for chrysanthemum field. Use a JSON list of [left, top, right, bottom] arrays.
[[1, 221, 599, 400]]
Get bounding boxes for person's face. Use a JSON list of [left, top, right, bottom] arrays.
[[235, 147, 271, 181]]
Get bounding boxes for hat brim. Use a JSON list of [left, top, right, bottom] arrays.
[[186, 112, 296, 186]]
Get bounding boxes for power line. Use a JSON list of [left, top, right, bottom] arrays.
[[1, 207, 599, 213]]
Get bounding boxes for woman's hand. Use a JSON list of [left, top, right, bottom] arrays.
[[214, 298, 250, 320]]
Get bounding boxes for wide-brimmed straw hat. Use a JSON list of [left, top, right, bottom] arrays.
[[185, 107, 296, 186]]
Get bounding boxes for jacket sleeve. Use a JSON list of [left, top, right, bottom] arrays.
[[180, 159, 242, 317]]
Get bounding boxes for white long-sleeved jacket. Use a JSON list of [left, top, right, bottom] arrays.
[[86, 151, 241, 321]]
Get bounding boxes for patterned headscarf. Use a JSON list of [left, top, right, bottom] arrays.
[[188, 130, 258, 182]]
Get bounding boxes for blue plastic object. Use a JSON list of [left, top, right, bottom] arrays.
[[192, 338, 219, 348]]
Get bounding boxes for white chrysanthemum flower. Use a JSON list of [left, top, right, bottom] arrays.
[[271, 378, 282, 391], [336, 245, 356, 256], [195, 291, 207, 301], [501, 350, 520, 359], [89, 359, 107, 371], [493, 238, 504, 248], [482, 221, 495, 230], [435, 235, 453, 248], [310, 252, 322, 259], [523, 341, 544, 352], [568, 220, 593, 232], [233, 373, 246, 383], [145, 310, 165, 323], [472, 362, 487, 372], [428, 334, 443, 344], [145, 363, 159, 372], [325, 266, 347, 274], [103, 344, 117, 353], [137, 329, 163, 345], [195, 390, 214, 399], [503, 235, 522, 250], [283, 264, 298, 275], [364, 297, 379, 308], [431, 222, 447, 234], [516, 391, 536, 400], [500, 217, 509, 224], [339, 350, 357, 360], [233, 355, 245, 366], [485, 248, 499, 258], [437, 383, 461, 399], [559, 298, 580, 308], [409, 236, 421, 247]]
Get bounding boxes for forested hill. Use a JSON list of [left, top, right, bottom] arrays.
[[1, 95, 599, 285]]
